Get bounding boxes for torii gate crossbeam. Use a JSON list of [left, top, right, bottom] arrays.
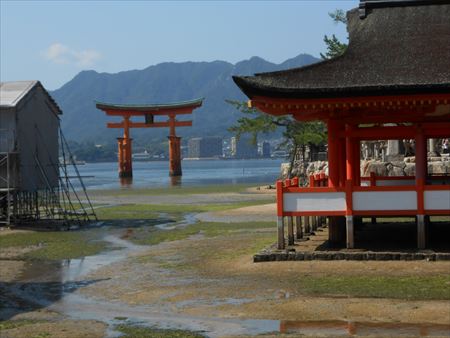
[[96, 99, 203, 178]]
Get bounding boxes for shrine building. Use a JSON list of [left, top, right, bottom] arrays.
[[233, 0, 450, 249]]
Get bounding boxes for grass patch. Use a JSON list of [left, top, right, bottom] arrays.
[[115, 324, 206, 338], [298, 275, 450, 300], [211, 234, 275, 260], [92, 183, 262, 197], [0, 230, 107, 260], [95, 200, 273, 220], [0, 319, 43, 331], [131, 221, 275, 246]]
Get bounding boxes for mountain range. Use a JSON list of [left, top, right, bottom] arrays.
[[51, 53, 319, 143]]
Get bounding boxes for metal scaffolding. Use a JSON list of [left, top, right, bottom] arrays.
[[0, 128, 97, 228]]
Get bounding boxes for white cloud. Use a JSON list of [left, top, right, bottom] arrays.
[[43, 43, 101, 67]]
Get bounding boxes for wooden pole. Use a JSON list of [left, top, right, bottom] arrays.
[[304, 216, 310, 234], [295, 216, 303, 239], [287, 216, 294, 245], [346, 215, 354, 249], [277, 216, 285, 249]]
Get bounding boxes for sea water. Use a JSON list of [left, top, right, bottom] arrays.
[[65, 158, 285, 190]]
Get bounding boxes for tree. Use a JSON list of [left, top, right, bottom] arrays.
[[227, 100, 326, 180], [227, 9, 347, 181], [320, 9, 348, 60]]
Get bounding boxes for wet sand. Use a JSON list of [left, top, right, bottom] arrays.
[[1, 187, 450, 337]]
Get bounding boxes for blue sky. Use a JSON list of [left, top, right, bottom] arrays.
[[1, 1, 358, 90]]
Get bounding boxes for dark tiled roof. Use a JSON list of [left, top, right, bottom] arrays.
[[95, 98, 203, 112], [233, 1, 450, 99]]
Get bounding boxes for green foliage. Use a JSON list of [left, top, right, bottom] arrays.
[[227, 100, 279, 145], [320, 34, 348, 59], [320, 9, 348, 60], [227, 100, 326, 147], [227, 100, 326, 177], [329, 8, 347, 24]]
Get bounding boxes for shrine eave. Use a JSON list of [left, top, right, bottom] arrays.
[[248, 92, 450, 124], [233, 77, 450, 100], [95, 98, 203, 112]]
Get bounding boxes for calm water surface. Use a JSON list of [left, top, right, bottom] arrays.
[[67, 159, 285, 190]]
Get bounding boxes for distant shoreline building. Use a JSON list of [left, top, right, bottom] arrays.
[[231, 135, 258, 159], [261, 141, 271, 158], [187, 137, 222, 159]]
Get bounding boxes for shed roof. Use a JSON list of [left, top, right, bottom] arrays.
[[0, 81, 62, 114], [233, 0, 450, 99]]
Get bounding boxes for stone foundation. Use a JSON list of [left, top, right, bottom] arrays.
[[254, 250, 450, 262], [280, 154, 450, 180]]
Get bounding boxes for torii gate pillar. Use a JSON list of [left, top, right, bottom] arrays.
[[117, 116, 133, 178], [168, 136, 182, 176]]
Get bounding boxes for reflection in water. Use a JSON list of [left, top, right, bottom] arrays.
[[120, 176, 133, 187], [280, 320, 450, 337], [66, 159, 284, 190], [170, 175, 182, 186]]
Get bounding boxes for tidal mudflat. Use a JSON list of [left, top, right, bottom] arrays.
[[1, 184, 449, 338]]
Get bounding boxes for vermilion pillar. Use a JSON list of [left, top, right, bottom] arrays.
[[415, 125, 427, 249], [327, 119, 346, 245], [353, 138, 361, 186], [338, 136, 346, 187], [327, 119, 340, 187], [117, 116, 133, 178], [168, 114, 182, 176], [168, 136, 182, 176], [345, 124, 354, 182], [345, 124, 355, 248]]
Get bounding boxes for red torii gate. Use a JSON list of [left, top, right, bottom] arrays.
[[96, 99, 203, 178]]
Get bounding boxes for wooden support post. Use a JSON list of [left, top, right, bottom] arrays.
[[329, 216, 346, 244], [346, 215, 354, 249], [295, 216, 303, 239], [277, 216, 285, 249], [311, 216, 317, 231], [287, 216, 294, 245], [304, 216, 310, 234], [318, 216, 324, 227], [417, 214, 426, 249]]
